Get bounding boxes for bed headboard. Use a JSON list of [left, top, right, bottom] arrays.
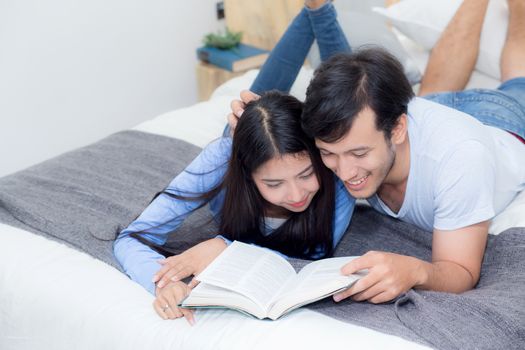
[[224, 0, 400, 50], [224, 0, 304, 50]]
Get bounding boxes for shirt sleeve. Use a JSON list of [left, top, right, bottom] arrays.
[[332, 178, 356, 248], [113, 137, 232, 294], [433, 140, 496, 231]]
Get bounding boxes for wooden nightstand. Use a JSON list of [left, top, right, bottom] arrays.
[[195, 62, 246, 101]]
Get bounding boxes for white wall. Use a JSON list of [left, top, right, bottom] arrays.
[[0, 0, 224, 177]]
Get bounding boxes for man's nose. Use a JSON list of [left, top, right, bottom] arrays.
[[336, 157, 358, 181]]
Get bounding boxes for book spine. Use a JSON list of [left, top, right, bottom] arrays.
[[197, 48, 233, 71]]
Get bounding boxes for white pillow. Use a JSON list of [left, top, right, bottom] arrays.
[[490, 189, 525, 235], [373, 0, 508, 80], [308, 9, 422, 85]]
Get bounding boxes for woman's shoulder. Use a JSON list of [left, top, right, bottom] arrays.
[[186, 137, 233, 173]]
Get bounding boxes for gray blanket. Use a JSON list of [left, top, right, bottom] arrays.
[[0, 130, 523, 349], [0, 130, 211, 269]]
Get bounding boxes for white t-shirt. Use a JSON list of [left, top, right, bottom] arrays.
[[368, 97, 525, 232]]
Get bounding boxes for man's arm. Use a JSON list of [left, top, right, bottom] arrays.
[[417, 220, 489, 292], [334, 221, 489, 304]]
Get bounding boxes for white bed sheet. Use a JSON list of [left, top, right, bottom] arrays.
[[2, 32, 523, 350], [0, 68, 431, 350], [0, 224, 429, 350]]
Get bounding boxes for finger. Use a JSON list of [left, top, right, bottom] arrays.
[[152, 262, 176, 283], [239, 89, 260, 104], [159, 267, 188, 287], [368, 291, 396, 304], [154, 259, 183, 285], [230, 99, 245, 118], [182, 308, 196, 326], [227, 113, 239, 134], [188, 278, 200, 289], [341, 253, 378, 275], [169, 265, 195, 282], [158, 266, 186, 287], [164, 291, 183, 319], [351, 281, 385, 302], [155, 296, 175, 320], [333, 273, 379, 302], [153, 299, 168, 320]]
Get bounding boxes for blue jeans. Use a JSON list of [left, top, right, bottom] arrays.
[[250, 2, 350, 95], [249, 2, 525, 140], [423, 78, 525, 139]]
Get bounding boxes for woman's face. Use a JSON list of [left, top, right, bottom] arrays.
[[252, 152, 320, 214]]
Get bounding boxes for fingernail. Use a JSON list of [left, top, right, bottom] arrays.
[[235, 109, 243, 117], [152, 275, 158, 282], [157, 281, 164, 288], [333, 294, 342, 302], [170, 276, 178, 282]]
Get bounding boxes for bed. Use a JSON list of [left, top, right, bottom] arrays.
[[1, 1, 524, 350]]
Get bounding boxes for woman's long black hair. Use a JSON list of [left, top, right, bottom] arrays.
[[142, 91, 336, 258], [218, 91, 335, 258]]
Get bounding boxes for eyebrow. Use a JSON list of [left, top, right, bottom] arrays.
[[261, 164, 314, 182], [318, 146, 371, 153]]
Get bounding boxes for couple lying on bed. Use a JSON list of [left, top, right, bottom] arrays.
[[114, 0, 525, 323]]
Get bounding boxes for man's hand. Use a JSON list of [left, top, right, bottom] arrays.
[[227, 90, 260, 134], [334, 251, 423, 304], [334, 221, 489, 304], [153, 238, 227, 288]]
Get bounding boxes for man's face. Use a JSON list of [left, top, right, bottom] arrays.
[[315, 107, 396, 199]]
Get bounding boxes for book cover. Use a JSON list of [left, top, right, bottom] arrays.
[[196, 43, 269, 72]]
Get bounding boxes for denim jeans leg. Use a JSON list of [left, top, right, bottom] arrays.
[[307, 2, 351, 61], [250, 7, 315, 94]]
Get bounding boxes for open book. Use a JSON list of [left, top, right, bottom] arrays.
[[180, 241, 365, 320]]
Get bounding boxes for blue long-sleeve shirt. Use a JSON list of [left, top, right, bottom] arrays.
[[113, 137, 356, 294]]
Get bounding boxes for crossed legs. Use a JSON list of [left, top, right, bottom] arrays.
[[418, 0, 489, 96], [501, 0, 525, 81], [419, 0, 525, 96]]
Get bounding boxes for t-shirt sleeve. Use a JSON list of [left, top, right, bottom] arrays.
[[433, 140, 496, 231]]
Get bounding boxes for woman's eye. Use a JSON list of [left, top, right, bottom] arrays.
[[301, 172, 314, 180], [266, 183, 281, 188]]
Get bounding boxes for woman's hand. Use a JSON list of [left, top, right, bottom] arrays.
[[153, 281, 195, 324], [153, 238, 228, 288], [227, 90, 260, 134]]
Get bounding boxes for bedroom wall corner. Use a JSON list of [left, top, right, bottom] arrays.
[[0, 0, 224, 177]]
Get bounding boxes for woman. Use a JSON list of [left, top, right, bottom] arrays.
[[114, 0, 353, 323]]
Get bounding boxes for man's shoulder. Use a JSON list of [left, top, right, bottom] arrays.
[[408, 97, 474, 126], [407, 97, 492, 153]]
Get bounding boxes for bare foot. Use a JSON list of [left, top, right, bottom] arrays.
[[305, 0, 330, 10]]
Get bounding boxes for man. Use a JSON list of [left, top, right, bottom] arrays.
[[230, 0, 525, 303]]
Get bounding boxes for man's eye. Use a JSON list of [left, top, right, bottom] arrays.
[[354, 152, 368, 158]]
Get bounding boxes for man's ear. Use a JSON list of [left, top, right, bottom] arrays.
[[391, 114, 408, 145]]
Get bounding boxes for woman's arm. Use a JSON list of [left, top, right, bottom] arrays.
[[113, 137, 232, 294]]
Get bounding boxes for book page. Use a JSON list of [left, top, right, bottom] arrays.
[[275, 257, 357, 299], [268, 257, 365, 319], [196, 241, 297, 310]]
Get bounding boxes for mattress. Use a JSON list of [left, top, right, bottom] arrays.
[[1, 32, 521, 350]]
